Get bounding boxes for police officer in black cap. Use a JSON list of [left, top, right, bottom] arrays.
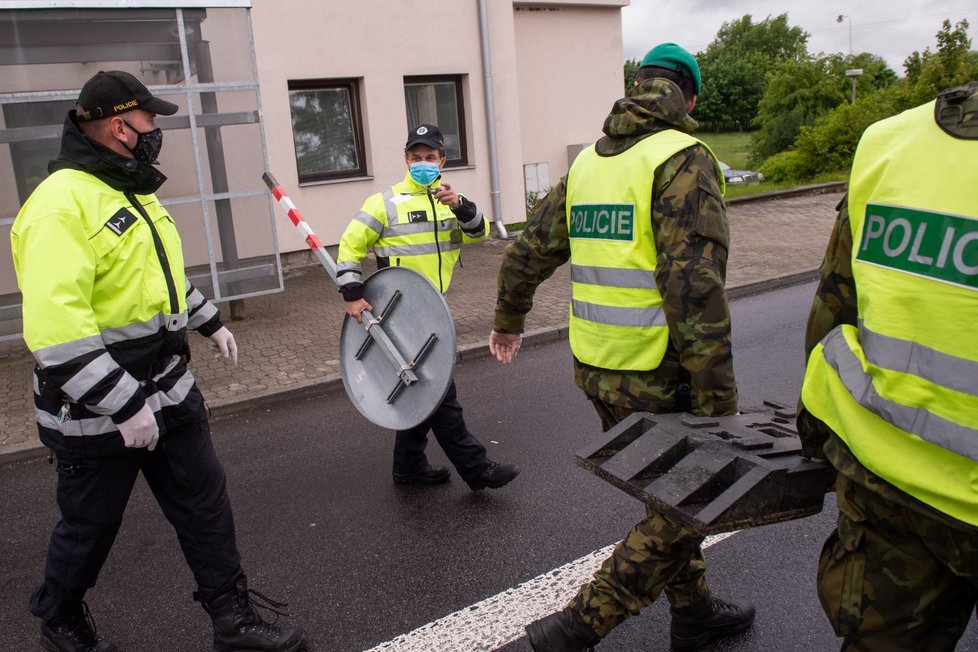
[[12, 70, 308, 652]]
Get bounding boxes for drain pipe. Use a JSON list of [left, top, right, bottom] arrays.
[[477, 0, 511, 239]]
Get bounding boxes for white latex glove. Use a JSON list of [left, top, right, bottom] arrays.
[[489, 330, 523, 365], [210, 326, 238, 365], [118, 403, 159, 451]]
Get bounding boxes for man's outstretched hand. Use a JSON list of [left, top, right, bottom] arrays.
[[489, 330, 522, 364]]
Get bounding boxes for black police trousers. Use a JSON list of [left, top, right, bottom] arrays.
[[29, 399, 242, 620], [393, 380, 488, 482]]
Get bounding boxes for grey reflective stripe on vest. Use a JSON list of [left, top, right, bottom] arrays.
[[186, 285, 218, 330], [572, 299, 666, 328], [337, 260, 363, 287], [188, 301, 218, 330], [99, 312, 188, 345], [338, 260, 363, 274], [353, 209, 385, 235], [859, 320, 978, 396], [90, 373, 141, 415], [34, 334, 104, 368], [821, 327, 978, 461], [373, 240, 462, 258], [459, 208, 485, 235], [571, 264, 657, 289], [35, 361, 195, 436], [59, 351, 136, 406], [382, 220, 456, 238], [382, 189, 399, 225]]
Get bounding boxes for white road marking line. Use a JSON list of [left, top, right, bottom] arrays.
[[364, 532, 737, 652]]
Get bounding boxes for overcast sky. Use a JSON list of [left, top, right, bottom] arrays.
[[621, 0, 978, 75]]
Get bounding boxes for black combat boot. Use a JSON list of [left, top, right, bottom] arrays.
[[525, 607, 600, 651], [392, 464, 451, 485], [39, 602, 117, 652], [467, 461, 520, 490], [670, 593, 755, 651], [202, 577, 307, 652]]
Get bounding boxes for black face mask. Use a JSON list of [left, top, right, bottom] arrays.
[[123, 120, 163, 164]]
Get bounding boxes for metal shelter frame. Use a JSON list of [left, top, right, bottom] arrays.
[[0, 1, 281, 340]]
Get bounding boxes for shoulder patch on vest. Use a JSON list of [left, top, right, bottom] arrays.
[[104, 207, 139, 236]]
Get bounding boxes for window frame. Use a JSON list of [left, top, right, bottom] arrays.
[[287, 77, 367, 183], [403, 74, 468, 168]]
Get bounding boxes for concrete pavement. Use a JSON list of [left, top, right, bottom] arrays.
[[0, 186, 845, 462]]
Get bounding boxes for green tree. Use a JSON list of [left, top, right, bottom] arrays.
[[904, 19, 977, 104], [758, 18, 977, 183], [712, 13, 809, 60], [759, 85, 904, 182], [750, 52, 896, 164], [624, 58, 640, 94], [696, 50, 770, 131], [695, 13, 809, 130]]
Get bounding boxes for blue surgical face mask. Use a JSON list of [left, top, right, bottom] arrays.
[[409, 161, 441, 186]]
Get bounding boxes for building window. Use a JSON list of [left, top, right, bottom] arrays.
[[288, 78, 366, 183], [3, 100, 74, 205], [404, 75, 467, 167]]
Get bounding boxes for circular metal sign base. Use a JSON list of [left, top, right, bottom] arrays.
[[339, 266, 457, 430]]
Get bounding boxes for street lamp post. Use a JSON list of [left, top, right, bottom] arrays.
[[837, 14, 852, 56], [837, 15, 861, 104]]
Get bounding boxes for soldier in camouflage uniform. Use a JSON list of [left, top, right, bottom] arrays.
[[798, 83, 978, 651], [490, 43, 755, 651]]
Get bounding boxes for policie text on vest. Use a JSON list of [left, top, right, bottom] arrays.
[[858, 203, 978, 289], [569, 204, 635, 241]]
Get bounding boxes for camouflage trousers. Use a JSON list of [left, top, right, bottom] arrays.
[[818, 474, 978, 651], [567, 398, 710, 638]]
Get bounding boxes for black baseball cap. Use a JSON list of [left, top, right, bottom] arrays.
[[405, 123, 445, 150], [76, 70, 178, 122]]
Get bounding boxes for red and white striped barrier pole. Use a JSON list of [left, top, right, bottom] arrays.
[[262, 171, 420, 386], [262, 171, 338, 283]]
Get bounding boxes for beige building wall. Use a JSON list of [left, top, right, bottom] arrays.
[[1, 1, 629, 301], [513, 3, 627, 195], [250, 0, 628, 251]]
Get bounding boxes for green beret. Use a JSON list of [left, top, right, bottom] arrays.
[[640, 42, 701, 95]]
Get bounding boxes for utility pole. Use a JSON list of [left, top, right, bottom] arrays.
[[837, 15, 861, 104], [846, 68, 863, 105]]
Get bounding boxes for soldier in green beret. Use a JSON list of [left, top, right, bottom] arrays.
[[490, 43, 755, 650]]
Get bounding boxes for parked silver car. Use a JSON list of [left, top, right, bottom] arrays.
[[719, 160, 765, 185]]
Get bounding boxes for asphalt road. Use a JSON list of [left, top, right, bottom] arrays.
[[2, 282, 976, 651]]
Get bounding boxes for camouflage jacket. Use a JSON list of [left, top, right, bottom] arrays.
[[797, 195, 975, 532], [797, 194, 857, 460], [494, 78, 737, 417]]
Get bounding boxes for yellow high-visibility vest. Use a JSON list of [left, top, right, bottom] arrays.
[[801, 100, 978, 525], [338, 172, 488, 294], [13, 168, 190, 359], [566, 130, 720, 370]]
